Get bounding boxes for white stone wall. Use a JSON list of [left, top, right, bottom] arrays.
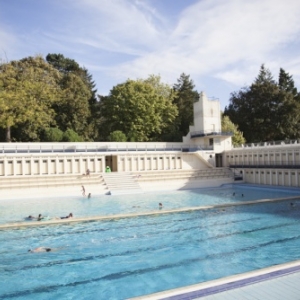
[[0, 151, 209, 176], [0, 153, 104, 176], [224, 146, 300, 166], [242, 169, 300, 187], [224, 143, 300, 187]]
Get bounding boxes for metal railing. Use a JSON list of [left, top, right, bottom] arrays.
[[191, 131, 233, 138], [0, 142, 213, 154], [234, 139, 300, 149], [229, 161, 300, 169]]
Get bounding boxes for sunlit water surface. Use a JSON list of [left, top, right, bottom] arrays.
[[1, 185, 300, 299]]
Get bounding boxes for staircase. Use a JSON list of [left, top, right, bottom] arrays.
[[132, 168, 234, 182], [102, 173, 143, 195]]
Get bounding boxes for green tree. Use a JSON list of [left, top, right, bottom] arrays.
[[0, 56, 61, 142], [142, 75, 178, 141], [99, 79, 177, 141], [46, 53, 96, 140], [173, 73, 199, 140], [108, 130, 127, 142], [46, 53, 81, 74], [43, 127, 64, 142], [53, 73, 91, 139], [62, 129, 83, 142], [224, 65, 300, 142], [255, 64, 275, 85], [221, 114, 245, 146], [278, 68, 300, 102]]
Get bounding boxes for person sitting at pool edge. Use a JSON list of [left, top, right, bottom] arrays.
[[37, 214, 44, 221], [61, 213, 73, 219]]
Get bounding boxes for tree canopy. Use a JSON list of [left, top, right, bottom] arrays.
[[47, 53, 96, 140], [0, 56, 61, 142], [0, 54, 97, 142], [172, 73, 199, 140], [221, 114, 245, 146], [224, 65, 300, 143], [98, 78, 178, 142], [3, 52, 283, 146]]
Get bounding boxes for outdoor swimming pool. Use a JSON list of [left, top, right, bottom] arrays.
[[1, 184, 300, 224], [1, 185, 300, 299]]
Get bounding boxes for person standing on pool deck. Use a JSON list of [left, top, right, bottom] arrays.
[[81, 185, 85, 196]]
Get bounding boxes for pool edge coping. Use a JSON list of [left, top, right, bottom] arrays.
[[1, 195, 300, 230], [128, 260, 300, 300]]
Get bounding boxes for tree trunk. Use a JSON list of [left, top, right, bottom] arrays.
[[6, 126, 11, 142]]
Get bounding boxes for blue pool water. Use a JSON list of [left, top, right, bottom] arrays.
[[0, 184, 299, 224], [1, 185, 300, 299]]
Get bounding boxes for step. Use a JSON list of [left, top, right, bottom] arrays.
[[102, 173, 143, 195]]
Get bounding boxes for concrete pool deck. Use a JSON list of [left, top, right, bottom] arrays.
[[0, 184, 106, 200]]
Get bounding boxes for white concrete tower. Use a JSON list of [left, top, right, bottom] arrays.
[[193, 91, 221, 134]]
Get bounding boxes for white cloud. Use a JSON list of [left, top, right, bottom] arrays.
[[60, 0, 168, 55], [1, 0, 300, 105], [107, 0, 300, 89]]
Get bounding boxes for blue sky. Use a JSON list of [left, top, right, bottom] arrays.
[[1, 0, 300, 109]]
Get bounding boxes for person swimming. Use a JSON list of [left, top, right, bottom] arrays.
[[60, 213, 73, 219], [28, 247, 52, 253], [159, 203, 163, 209]]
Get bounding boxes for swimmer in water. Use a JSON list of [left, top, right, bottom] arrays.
[[60, 213, 73, 219], [28, 247, 52, 253], [159, 203, 163, 209]]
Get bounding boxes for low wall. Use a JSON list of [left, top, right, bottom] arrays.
[[242, 168, 300, 187], [0, 151, 209, 177]]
